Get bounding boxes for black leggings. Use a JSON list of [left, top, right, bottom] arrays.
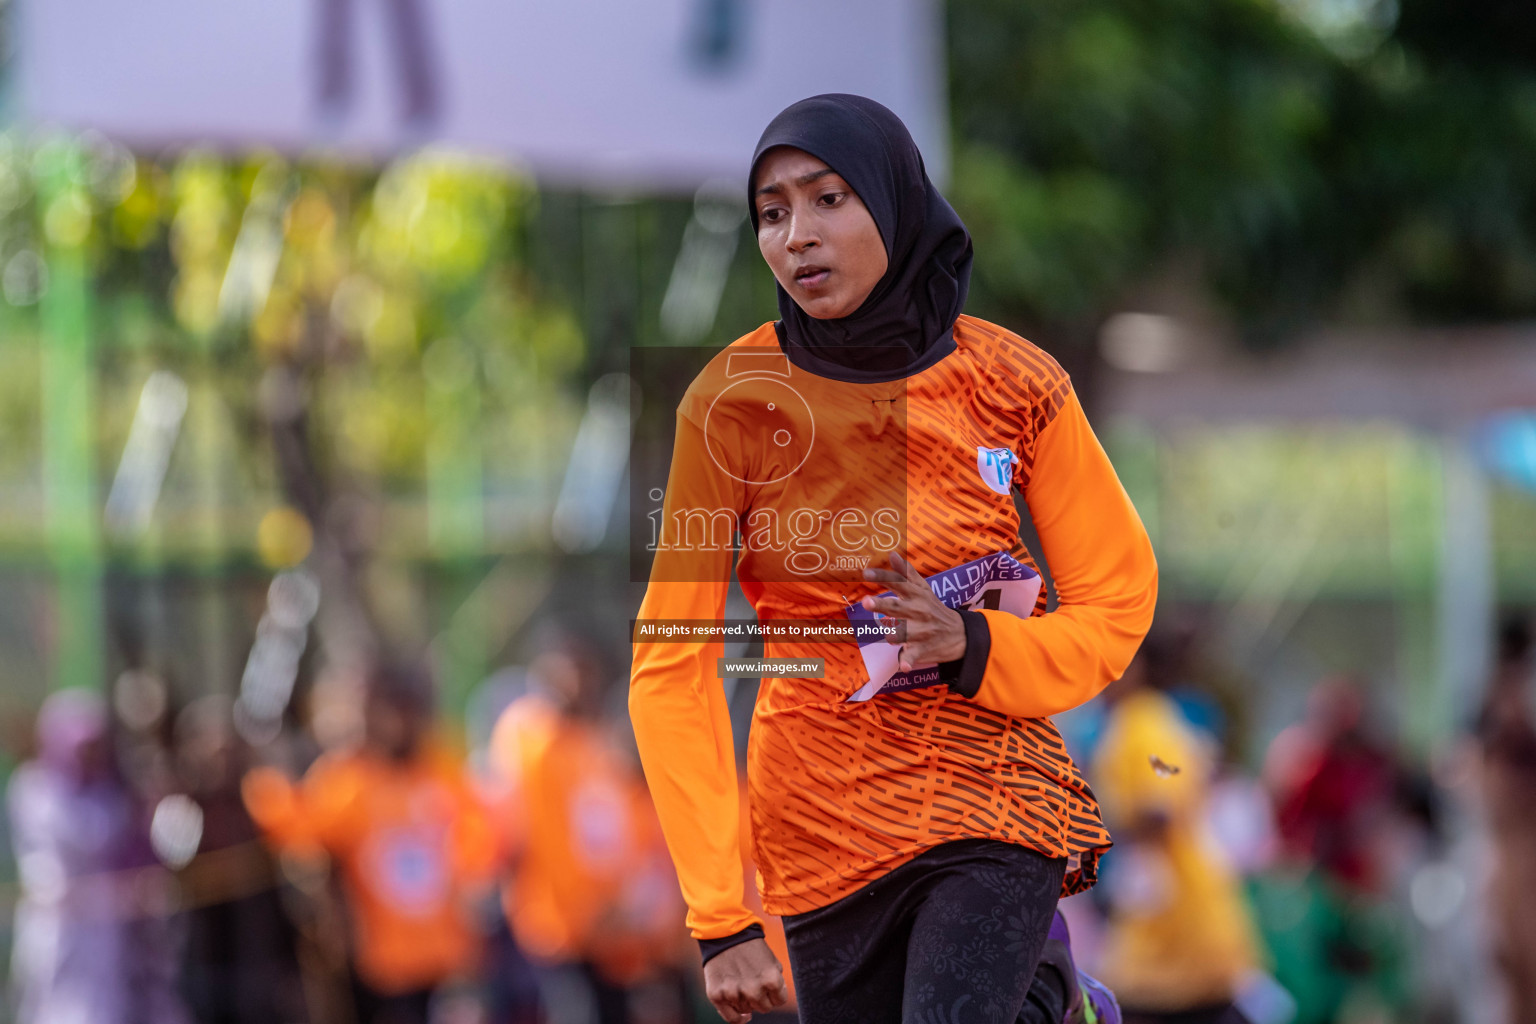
[[783, 839, 1069, 1024]]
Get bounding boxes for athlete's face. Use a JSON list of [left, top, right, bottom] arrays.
[[753, 147, 888, 320]]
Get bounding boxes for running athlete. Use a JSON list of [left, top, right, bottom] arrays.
[[630, 94, 1158, 1024]]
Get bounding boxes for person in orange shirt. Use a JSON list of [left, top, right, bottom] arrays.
[[243, 664, 498, 1024], [630, 94, 1157, 1024], [489, 629, 690, 1024]]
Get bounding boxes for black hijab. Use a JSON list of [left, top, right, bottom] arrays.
[[748, 94, 973, 383]]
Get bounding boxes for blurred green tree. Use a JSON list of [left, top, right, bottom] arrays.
[[946, 0, 1536, 380]]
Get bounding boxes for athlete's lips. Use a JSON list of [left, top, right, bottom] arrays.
[[794, 264, 831, 289]]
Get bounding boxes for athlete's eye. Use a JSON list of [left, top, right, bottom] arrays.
[[817, 191, 844, 206], [759, 206, 786, 224]]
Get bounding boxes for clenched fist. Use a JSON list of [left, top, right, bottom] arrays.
[[704, 938, 789, 1023]]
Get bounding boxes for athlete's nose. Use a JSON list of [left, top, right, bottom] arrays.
[[785, 209, 819, 253]]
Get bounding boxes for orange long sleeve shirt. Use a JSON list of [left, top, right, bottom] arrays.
[[629, 316, 1157, 942]]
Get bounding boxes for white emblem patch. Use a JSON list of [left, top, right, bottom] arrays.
[[976, 446, 1017, 495]]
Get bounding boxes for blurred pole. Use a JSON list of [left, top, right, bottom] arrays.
[[660, 181, 745, 345], [424, 336, 484, 558], [1435, 433, 1495, 740], [37, 141, 104, 692], [261, 362, 380, 670], [104, 370, 189, 681], [581, 196, 641, 367], [552, 372, 637, 555], [424, 336, 487, 712], [207, 164, 291, 694], [104, 371, 190, 536], [1388, 432, 1442, 755], [188, 328, 232, 690]]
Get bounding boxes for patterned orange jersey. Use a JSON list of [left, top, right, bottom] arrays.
[[630, 315, 1157, 941]]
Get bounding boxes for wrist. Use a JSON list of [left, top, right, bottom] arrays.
[[938, 609, 991, 698], [699, 923, 766, 966], [937, 607, 969, 662]]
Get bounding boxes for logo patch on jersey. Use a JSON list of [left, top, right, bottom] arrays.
[[976, 446, 1017, 495]]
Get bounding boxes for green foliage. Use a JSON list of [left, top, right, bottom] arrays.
[[948, 0, 1536, 352], [0, 136, 588, 557]]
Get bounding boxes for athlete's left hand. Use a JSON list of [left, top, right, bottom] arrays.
[[860, 551, 967, 671]]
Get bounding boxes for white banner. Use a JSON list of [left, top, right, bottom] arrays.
[[18, 0, 947, 189]]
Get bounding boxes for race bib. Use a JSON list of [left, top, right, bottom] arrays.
[[844, 550, 1041, 702]]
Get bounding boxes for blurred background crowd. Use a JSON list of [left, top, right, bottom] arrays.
[[0, 0, 1534, 1022]]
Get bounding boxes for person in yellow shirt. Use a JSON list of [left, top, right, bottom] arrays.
[[244, 664, 498, 1024], [1090, 637, 1264, 1024]]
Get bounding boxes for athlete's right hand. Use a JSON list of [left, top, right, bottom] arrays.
[[703, 938, 789, 1023]]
